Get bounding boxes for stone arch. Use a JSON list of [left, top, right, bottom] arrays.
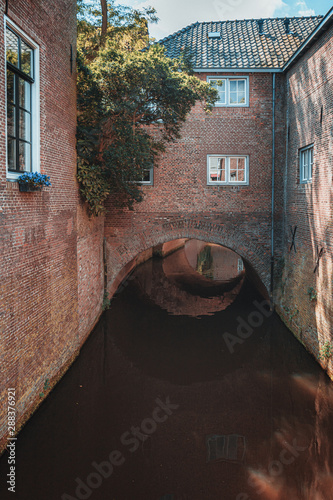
[[105, 218, 271, 299]]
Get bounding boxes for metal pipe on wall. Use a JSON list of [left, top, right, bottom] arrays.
[[271, 72, 276, 298]]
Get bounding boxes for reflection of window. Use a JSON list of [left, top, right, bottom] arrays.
[[207, 155, 249, 185], [207, 77, 248, 106], [6, 23, 39, 176], [237, 258, 244, 273], [299, 145, 313, 183]]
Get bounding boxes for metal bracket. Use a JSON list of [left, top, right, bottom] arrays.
[[289, 225, 297, 253], [314, 246, 324, 274]]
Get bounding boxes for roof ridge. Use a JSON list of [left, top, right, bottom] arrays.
[[197, 15, 323, 25], [156, 15, 324, 42]]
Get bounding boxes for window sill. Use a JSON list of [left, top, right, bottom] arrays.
[[207, 183, 249, 187], [214, 104, 249, 108]]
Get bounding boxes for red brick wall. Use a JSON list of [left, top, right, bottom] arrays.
[[105, 72, 285, 298], [0, 0, 105, 452], [275, 22, 333, 379]]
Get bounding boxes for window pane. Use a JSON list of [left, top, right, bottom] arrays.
[[238, 80, 245, 91], [19, 79, 31, 111], [238, 169, 245, 182], [230, 170, 237, 181], [19, 141, 31, 172], [19, 110, 31, 141], [213, 79, 225, 90], [209, 157, 225, 182], [7, 69, 15, 103], [218, 157, 226, 182], [6, 28, 19, 67], [230, 80, 237, 92], [238, 92, 246, 104], [21, 39, 33, 77], [238, 158, 245, 169], [229, 92, 238, 104], [142, 169, 151, 182], [230, 158, 238, 169], [303, 150, 308, 180], [7, 104, 16, 137], [218, 168, 226, 182], [211, 79, 226, 104], [8, 139, 16, 170], [309, 148, 313, 178]]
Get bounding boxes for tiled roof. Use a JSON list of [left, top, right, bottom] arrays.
[[158, 16, 323, 70]]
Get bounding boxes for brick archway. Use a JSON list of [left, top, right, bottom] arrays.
[[105, 217, 271, 298]]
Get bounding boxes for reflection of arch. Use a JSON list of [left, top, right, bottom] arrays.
[[106, 220, 270, 300], [133, 249, 244, 317]]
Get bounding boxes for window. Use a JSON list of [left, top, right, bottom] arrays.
[[299, 145, 313, 183], [207, 155, 249, 185], [137, 167, 153, 185], [5, 22, 39, 177], [207, 77, 249, 107]]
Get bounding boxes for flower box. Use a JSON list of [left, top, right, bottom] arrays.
[[18, 183, 42, 192], [17, 172, 51, 192]]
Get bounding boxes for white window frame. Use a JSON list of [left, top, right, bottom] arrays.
[[5, 17, 40, 181], [207, 76, 249, 107], [136, 167, 153, 185], [299, 144, 313, 184], [207, 155, 249, 186]]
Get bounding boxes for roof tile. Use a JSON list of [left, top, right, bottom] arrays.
[[158, 16, 323, 69]]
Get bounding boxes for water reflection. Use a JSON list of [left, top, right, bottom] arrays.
[[135, 244, 245, 317], [0, 250, 333, 500]]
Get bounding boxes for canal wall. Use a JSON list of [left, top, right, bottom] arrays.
[[275, 21, 333, 380], [0, 0, 106, 454]]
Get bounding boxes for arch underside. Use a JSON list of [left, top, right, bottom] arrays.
[[106, 216, 271, 299]]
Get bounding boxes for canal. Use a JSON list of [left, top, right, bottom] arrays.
[[1, 242, 333, 500]]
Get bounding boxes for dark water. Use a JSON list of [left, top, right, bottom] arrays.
[[1, 249, 333, 500]]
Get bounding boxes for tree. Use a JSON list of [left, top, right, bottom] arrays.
[[77, 1, 218, 216]]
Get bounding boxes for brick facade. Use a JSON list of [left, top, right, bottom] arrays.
[[104, 72, 286, 299], [0, 0, 105, 453], [275, 22, 333, 379]]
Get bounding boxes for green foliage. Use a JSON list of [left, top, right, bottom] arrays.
[[76, 0, 218, 215], [39, 379, 50, 398], [197, 246, 214, 279], [307, 287, 317, 302], [102, 291, 111, 311], [319, 341, 333, 360], [77, 164, 110, 216]]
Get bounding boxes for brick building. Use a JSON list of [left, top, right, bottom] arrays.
[[104, 10, 333, 378], [0, 0, 332, 453], [0, 0, 105, 453]]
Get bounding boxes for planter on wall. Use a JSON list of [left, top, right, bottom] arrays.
[[18, 183, 43, 192]]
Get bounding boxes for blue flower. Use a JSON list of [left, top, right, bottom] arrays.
[[18, 172, 51, 187]]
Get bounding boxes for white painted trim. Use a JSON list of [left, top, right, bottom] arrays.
[[134, 167, 154, 185], [4, 16, 40, 180], [299, 143, 314, 184], [207, 75, 249, 107], [207, 154, 249, 186]]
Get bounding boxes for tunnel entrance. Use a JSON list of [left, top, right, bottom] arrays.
[[110, 237, 268, 313]]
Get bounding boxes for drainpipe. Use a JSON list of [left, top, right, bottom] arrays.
[[270, 73, 276, 301]]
